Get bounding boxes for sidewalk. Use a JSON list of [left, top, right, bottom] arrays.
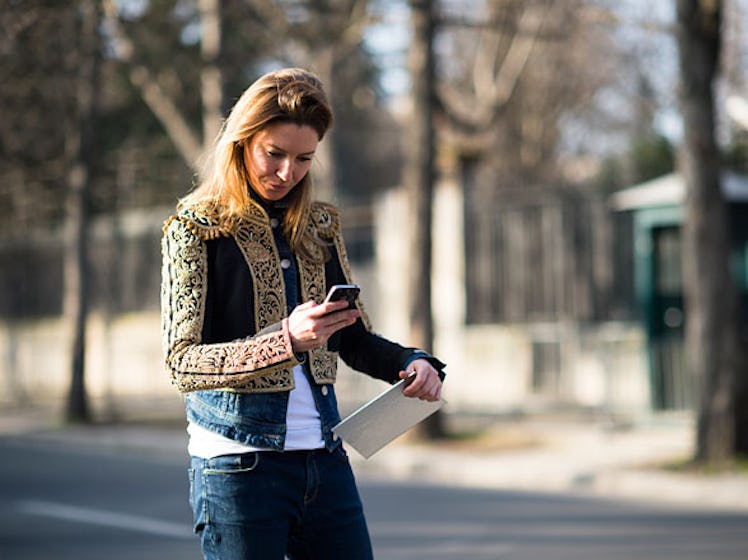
[[1, 403, 746, 513], [350, 415, 748, 512]]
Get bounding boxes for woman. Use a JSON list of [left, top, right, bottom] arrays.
[[160, 67, 445, 560]]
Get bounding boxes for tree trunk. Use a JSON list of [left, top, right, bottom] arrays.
[[676, 0, 740, 464], [407, 0, 443, 438], [310, 48, 337, 202], [198, 0, 223, 148], [64, 0, 102, 423]]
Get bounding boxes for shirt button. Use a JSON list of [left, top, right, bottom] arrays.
[[270, 218, 279, 228], [321, 386, 329, 396], [280, 258, 291, 269]]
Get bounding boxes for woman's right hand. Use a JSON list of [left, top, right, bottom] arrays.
[[287, 299, 360, 353]]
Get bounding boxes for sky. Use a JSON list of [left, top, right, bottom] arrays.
[[363, 0, 411, 99]]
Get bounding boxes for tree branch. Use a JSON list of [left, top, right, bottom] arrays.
[[438, 4, 545, 133], [102, 0, 202, 170], [198, 0, 223, 146]]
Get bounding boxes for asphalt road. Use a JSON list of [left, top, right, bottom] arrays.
[[1, 436, 747, 560]]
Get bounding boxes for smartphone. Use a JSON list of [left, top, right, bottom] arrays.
[[323, 284, 360, 310]]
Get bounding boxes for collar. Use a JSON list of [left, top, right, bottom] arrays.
[[248, 186, 289, 221]]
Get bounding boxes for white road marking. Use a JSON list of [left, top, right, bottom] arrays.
[[16, 500, 193, 539]]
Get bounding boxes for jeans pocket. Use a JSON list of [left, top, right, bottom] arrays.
[[204, 452, 261, 475]]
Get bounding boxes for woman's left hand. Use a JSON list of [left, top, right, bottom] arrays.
[[399, 359, 442, 402]]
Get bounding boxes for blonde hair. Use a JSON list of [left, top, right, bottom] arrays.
[[179, 68, 333, 257]]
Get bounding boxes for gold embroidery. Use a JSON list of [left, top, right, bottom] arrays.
[[162, 208, 239, 240], [298, 204, 336, 383], [310, 201, 339, 239], [161, 201, 375, 393], [161, 214, 295, 393], [233, 220, 286, 330], [311, 203, 373, 332]]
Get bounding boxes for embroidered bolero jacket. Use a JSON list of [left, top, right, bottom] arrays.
[[160, 200, 438, 395]]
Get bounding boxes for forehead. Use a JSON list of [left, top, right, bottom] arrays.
[[253, 121, 319, 153]]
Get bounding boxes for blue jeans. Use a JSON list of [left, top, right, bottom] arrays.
[[189, 448, 373, 560]]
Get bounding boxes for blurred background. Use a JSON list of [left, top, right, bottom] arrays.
[[1, 0, 747, 468]]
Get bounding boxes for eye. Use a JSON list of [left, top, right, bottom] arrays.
[[267, 150, 283, 158], [298, 156, 313, 163]]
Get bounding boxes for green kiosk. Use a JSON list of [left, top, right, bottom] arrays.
[[612, 172, 748, 411]]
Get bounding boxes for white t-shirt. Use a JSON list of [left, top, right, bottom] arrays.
[[187, 364, 325, 458]]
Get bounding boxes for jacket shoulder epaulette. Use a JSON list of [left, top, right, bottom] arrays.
[[309, 201, 341, 241], [162, 207, 239, 241]]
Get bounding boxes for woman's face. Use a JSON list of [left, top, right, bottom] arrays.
[[243, 121, 319, 202]]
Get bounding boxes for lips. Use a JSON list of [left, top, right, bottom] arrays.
[[258, 181, 292, 201]]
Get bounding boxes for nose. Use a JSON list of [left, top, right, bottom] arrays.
[[276, 158, 293, 183]]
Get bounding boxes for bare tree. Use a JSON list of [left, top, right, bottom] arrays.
[[401, 1, 548, 437], [65, 0, 103, 423], [405, 0, 446, 437], [103, 0, 222, 171], [437, 2, 546, 151], [676, 0, 743, 464], [199, 0, 223, 146]]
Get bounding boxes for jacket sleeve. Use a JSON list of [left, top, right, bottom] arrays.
[[319, 213, 446, 384], [338, 319, 446, 384], [160, 216, 297, 392]]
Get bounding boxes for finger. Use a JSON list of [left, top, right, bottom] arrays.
[[305, 315, 356, 349], [320, 309, 359, 329], [315, 299, 354, 317], [421, 381, 441, 401], [399, 368, 417, 382], [289, 300, 319, 321], [416, 379, 438, 400], [402, 371, 426, 397], [406, 371, 441, 400]]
